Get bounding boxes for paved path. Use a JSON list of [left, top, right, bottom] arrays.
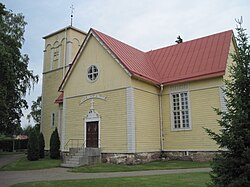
[[0, 167, 211, 187], [0, 153, 25, 168]]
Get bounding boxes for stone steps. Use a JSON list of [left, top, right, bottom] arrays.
[[61, 148, 101, 168]]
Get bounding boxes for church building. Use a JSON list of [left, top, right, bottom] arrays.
[[41, 26, 235, 165]]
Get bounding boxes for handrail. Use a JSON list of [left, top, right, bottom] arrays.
[[64, 139, 84, 150]]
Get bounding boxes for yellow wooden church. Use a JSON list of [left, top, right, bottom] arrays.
[[41, 26, 235, 166]]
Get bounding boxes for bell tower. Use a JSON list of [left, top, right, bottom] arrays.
[[41, 26, 86, 150]]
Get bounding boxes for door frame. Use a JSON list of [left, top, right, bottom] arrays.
[[84, 117, 100, 148]]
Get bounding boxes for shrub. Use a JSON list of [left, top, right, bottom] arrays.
[[39, 132, 45, 158], [27, 129, 39, 161], [50, 127, 60, 159]]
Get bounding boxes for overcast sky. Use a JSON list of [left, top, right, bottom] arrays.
[[2, 0, 250, 128]]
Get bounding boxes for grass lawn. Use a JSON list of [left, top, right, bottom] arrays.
[[0, 156, 61, 171], [12, 172, 210, 187], [71, 160, 211, 173]]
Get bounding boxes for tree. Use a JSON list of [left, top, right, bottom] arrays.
[[27, 129, 39, 161], [0, 3, 38, 136], [206, 18, 250, 186], [27, 96, 42, 126], [39, 132, 45, 158], [50, 128, 60, 159]]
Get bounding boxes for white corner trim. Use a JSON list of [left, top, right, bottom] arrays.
[[126, 87, 136, 153]]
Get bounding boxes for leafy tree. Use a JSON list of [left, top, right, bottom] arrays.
[[206, 18, 250, 186], [27, 129, 39, 161], [50, 128, 60, 159], [27, 96, 42, 126], [0, 3, 38, 136], [39, 132, 45, 158]]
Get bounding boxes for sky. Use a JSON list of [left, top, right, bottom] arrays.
[[2, 0, 250, 128]]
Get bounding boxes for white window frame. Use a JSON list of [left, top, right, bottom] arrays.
[[51, 112, 55, 128], [170, 91, 192, 131], [87, 65, 99, 82]]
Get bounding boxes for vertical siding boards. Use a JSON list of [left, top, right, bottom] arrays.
[[163, 78, 223, 151], [64, 89, 128, 153]]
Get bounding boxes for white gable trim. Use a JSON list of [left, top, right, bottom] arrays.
[[60, 32, 92, 90], [60, 30, 131, 91], [91, 32, 132, 77]]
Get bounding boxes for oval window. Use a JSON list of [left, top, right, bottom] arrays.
[[87, 65, 98, 82]]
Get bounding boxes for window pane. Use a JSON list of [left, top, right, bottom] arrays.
[[172, 92, 190, 130], [87, 65, 98, 81]]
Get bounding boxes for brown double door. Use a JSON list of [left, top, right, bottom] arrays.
[[86, 121, 98, 148]]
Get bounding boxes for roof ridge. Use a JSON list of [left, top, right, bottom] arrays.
[[146, 30, 233, 53], [91, 28, 145, 53]]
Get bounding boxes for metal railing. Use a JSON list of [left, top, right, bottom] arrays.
[[64, 139, 85, 150]]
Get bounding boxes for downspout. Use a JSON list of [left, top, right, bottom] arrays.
[[159, 84, 164, 152]]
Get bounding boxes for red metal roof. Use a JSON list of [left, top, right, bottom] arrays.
[[55, 92, 64, 104], [59, 29, 233, 90], [92, 29, 161, 83], [147, 30, 233, 84], [92, 29, 233, 85]]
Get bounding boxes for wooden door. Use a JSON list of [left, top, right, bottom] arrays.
[[86, 121, 98, 148]]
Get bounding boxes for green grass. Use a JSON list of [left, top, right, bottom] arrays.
[[0, 156, 61, 171], [12, 172, 210, 187], [71, 160, 210, 173]]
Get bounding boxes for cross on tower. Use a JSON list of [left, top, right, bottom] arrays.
[[70, 4, 74, 26]]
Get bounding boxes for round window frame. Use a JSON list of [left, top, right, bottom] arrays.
[[87, 65, 99, 82]]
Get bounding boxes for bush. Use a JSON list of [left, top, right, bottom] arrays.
[[27, 129, 39, 161], [50, 127, 60, 159], [39, 132, 45, 158]]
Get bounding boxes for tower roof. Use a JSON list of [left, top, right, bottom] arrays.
[[43, 25, 87, 39]]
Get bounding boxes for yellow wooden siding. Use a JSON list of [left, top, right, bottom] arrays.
[[132, 79, 159, 93], [41, 28, 86, 149], [41, 70, 64, 149], [134, 88, 161, 152], [224, 39, 236, 81], [162, 78, 222, 151], [63, 35, 131, 97], [64, 89, 128, 153], [43, 28, 86, 73]]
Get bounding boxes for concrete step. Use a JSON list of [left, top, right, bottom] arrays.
[[68, 158, 80, 162], [61, 163, 80, 168], [62, 148, 102, 167], [65, 160, 79, 164]]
